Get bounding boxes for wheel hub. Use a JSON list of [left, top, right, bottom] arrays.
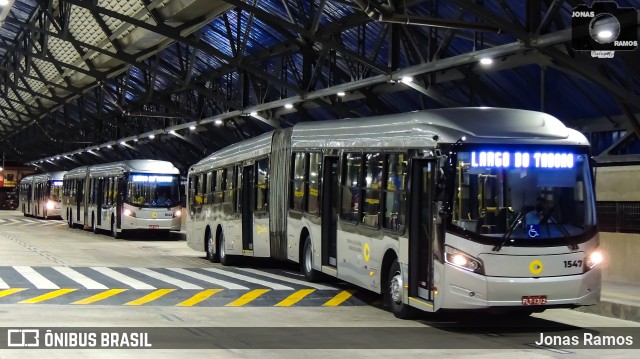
[[390, 272, 403, 303]]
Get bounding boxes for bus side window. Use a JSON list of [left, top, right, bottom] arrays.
[[206, 171, 213, 205], [307, 153, 321, 215], [363, 152, 383, 227], [290, 152, 306, 211], [340, 152, 362, 223], [383, 153, 407, 232], [188, 175, 197, 215], [215, 169, 224, 204], [235, 164, 243, 213], [256, 158, 269, 211]]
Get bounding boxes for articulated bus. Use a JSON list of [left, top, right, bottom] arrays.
[[63, 160, 182, 238], [186, 108, 602, 318], [19, 171, 66, 219]]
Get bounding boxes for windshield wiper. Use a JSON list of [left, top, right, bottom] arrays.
[[493, 210, 524, 252]]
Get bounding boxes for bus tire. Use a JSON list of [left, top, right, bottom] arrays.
[[206, 230, 219, 263], [111, 218, 120, 239], [92, 214, 98, 234], [301, 236, 320, 282], [387, 260, 413, 319], [218, 231, 232, 266]]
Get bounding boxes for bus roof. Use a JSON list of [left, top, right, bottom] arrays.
[[64, 160, 179, 180], [291, 108, 589, 149], [190, 131, 274, 173], [31, 171, 67, 183]]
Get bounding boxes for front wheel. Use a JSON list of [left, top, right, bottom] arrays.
[[386, 260, 413, 319], [301, 236, 320, 282]]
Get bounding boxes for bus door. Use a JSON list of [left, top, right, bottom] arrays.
[[408, 159, 435, 302], [242, 165, 255, 253], [321, 156, 339, 267]]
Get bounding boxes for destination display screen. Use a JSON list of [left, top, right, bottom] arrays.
[[52, 181, 63, 186], [469, 151, 575, 169], [131, 175, 174, 183]]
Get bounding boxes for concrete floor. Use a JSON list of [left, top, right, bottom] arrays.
[[0, 210, 638, 358]]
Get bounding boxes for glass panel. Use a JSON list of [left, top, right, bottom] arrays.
[[362, 153, 383, 227], [384, 153, 408, 231], [125, 174, 180, 207], [451, 150, 596, 242], [256, 158, 269, 211], [340, 153, 362, 222], [307, 153, 321, 215]]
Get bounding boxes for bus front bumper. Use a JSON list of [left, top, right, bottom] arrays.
[[440, 264, 601, 309], [121, 217, 181, 231]]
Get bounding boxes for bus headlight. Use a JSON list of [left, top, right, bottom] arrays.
[[123, 209, 136, 218], [46, 200, 54, 210], [585, 250, 603, 270], [173, 210, 182, 218], [445, 246, 484, 274]]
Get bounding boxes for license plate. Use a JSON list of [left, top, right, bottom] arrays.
[[521, 295, 547, 306], [149, 225, 159, 229]]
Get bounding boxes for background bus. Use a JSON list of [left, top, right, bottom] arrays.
[[63, 160, 182, 238], [19, 171, 66, 219], [186, 108, 602, 318]]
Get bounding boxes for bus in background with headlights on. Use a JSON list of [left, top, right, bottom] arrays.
[[63, 160, 181, 239], [19, 171, 66, 219]]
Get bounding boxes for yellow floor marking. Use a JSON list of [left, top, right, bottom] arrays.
[[19, 289, 77, 304], [322, 289, 355, 306], [0, 288, 27, 297], [124, 289, 176, 306], [71, 289, 128, 305], [175, 289, 223, 307], [225, 289, 270, 307], [274, 289, 315, 307]]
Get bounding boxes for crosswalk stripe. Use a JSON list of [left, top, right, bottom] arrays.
[[225, 289, 270, 307], [13, 266, 59, 289], [322, 289, 355, 306], [124, 289, 176, 306], [0, 275, 9, 289], [201, 268, 294, 290], [72, 289, 128, 305], [19, 289, 77, 304], [0, 288, 27, 297], [90, 267, 156, 290], [235, 268, 336, 290], [175, 289, 222, 307], [129, 268, 203, 289], [274, 289, 315, 307], [52, 267, 109, 290], [166, 268, 248, 290]]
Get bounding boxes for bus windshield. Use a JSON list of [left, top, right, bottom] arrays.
[[50, 181, 63, 202], [126, 174, 180, 207], [450, 148, 596, 243]]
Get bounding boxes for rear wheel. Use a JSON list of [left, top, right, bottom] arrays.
[[386, 259, 413, 319], [206, 230, 219, 263], [219, 231, 232, 266], [301, 236, 320, 282]]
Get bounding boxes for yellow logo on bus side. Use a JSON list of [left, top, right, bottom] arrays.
[[363, 243, 370, 262], [529, 260, 543, 275]]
